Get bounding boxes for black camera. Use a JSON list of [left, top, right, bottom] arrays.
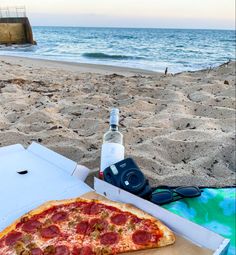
[[103, 158, 152, 198]]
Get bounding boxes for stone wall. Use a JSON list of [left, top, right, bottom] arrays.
[[0, 23, 26, 44], [0, 18, 35, 45]]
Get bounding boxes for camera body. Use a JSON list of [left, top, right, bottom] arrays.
[[103, 158, 152, 198]]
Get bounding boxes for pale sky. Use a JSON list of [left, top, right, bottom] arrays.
[[0, 0, 235, 29]]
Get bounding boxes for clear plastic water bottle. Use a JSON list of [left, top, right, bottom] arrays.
[[100, 108, 125, 178]]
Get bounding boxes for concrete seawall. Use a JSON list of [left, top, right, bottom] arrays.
[[0, 17, 35, 45]]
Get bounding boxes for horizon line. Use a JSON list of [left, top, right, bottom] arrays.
[[31, 25, 235, 31]]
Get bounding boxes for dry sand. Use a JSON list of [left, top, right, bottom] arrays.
[[0, 56, 235, 187]]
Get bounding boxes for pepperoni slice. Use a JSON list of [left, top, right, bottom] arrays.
[[52, 211, 68, 223], [132, 230, 152, 245], [40, 225, 60, 239], [90, 218, 108, 232], [55, 245, 70, 255], [100, 232, 119, 245], [90, 203, 101, 215], [131, 217, 142, 224], [72, 246, 80, 255], [111, 213, 128, 225], [0, 239, 4, 248], [82, 203, 100, 215], [82, 204, 91, 214], [78, 246, 95, 255], [5, 231, 22, 246], [31, 248, 44, 255], [76, 221, 89, 235], [22, 220, 41, 233]]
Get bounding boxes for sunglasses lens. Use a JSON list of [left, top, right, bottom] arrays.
[[151, 191, 173, 205], [175, 187, 201, 197]]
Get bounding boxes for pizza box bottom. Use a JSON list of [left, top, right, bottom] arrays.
[[82, 191, 212, 255], [93, 178, 230, 255]]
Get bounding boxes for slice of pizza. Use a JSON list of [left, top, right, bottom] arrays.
[[0, 198, 175, 255], [0, 199, 94, 255], [81, 199, 175, 254]]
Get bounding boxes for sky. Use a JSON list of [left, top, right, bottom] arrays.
[[0, 0, 235, 29]]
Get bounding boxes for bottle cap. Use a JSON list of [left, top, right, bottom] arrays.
[[110, 108, 119, 126]]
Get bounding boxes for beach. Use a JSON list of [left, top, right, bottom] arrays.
[[0, 56, 235, 187]]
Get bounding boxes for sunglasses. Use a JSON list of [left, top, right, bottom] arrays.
[[150, 186, 202, 205]]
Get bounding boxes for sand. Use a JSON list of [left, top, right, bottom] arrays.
[[0, 55, 235, 187]]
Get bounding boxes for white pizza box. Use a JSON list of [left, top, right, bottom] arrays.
[[0, 142, 92, 231], [0, 143, 230, 254], [94, 178, 230, 255]]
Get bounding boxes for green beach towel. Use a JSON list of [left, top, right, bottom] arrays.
[[160, 188, 235, 255]]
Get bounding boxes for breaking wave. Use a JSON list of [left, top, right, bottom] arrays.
[[82, 52, 144, 60]]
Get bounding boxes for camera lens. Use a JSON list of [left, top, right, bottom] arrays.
[[120, 169, 146, 194]]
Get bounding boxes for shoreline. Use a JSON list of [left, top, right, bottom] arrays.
[[1, 54, 234, 76], [0, 55, 159, 76]]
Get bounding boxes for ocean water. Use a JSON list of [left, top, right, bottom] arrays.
[[0, 27, 235, 73]]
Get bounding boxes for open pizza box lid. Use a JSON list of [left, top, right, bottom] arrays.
[[0, 143, 230, 255], [0, 142, 92, 229]]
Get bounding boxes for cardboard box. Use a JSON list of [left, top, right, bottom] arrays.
[[94, 178, 230, 255], [0, 143, 230, 254], [0, 142, 92, 231]]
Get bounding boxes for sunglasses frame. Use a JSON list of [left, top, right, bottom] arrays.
[[174, 186, 202, 198], [150, 186, 202, 205]]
